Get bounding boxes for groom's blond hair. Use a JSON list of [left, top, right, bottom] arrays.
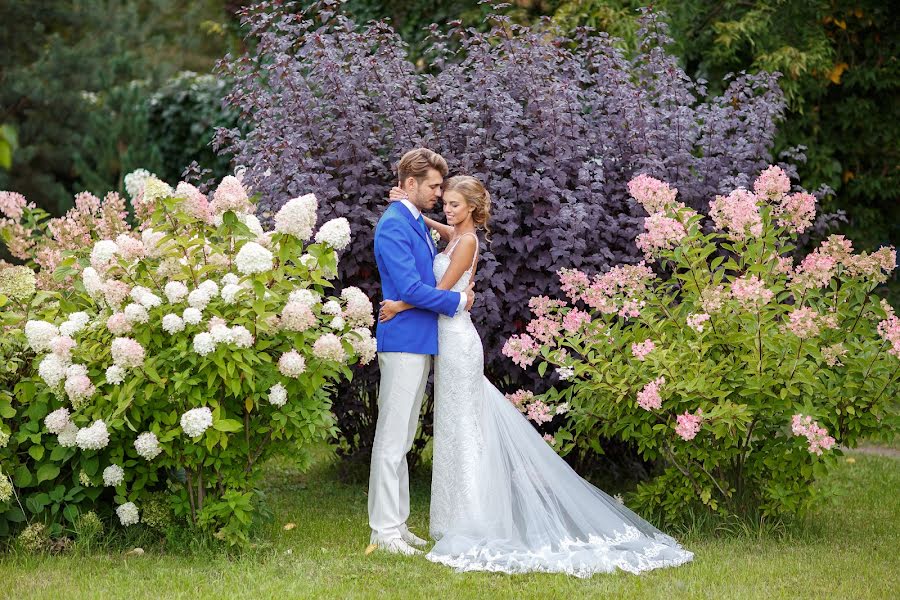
[[397, 148, 448, 185]]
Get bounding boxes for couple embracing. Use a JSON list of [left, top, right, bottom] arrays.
[[368, 148, 693, 576]]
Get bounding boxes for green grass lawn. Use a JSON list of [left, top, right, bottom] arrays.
[[1, 448, 898, 600]]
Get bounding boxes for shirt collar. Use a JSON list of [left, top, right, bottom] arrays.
[[399, 198, 421, 221]]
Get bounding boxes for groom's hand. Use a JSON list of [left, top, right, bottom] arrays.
[[464, 281, 475, 312]]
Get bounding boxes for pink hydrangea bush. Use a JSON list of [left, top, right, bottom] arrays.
[[504, 166, 898, 522], [10, 174, 376, 544], [0, 189, 129, 290]]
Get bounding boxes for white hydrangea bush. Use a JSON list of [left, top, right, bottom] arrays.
[[25, 174, 376, 543]]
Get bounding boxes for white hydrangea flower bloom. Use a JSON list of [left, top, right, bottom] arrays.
[[288, 288, 320, 307], [44, 408, 71, 434], [183, 307, 203, 325], [239, 213, 265, 237], [278, 351, 306, 378], [556, 366, 575, 380], [124, 168, 154, 198], [38, 354, 69, 387], [274, 194, 317, 240], [220, 283, 242, 305], [116, 502, 140, 526], [64, 373, 94, 404], [130, 286, 153, 304], [69, 311, 90, 328], [330, 315, 345, 330], [164, 281, 189, 304], [322, 300, 341, 316], [105, 364, 126, 385], [141, 228, 165, 257], [221, 273, 239, 287], [57, 422, 79, 447], [344, 328, 377, 365], [90, 240, 118, 267], [138, 291, 161, 309], [231, 325, 254, 349], [162, 313, 185, 334], [198, 280, 219, 298], [187, 288, 211, 310], [193, 332, 216, 356], [102, 464, 125, 487], [315, 217, 351, 250], [134, 432, 162, 460], [235, 241, 274, 275], [82, 266, 104, 297], [25, 320, 59, 352], [110, 337, 145, 369], [49, 334, 76, 359], [59, 311, 90, 336], [124, 303, 149, 324], [341, 286, 374, 327], [66, 364, 88, 379], [312, 333, 346, 362], [75, 420, 110, 450], [181, 407, 213, 438], [268, 383, 288, 407], [210, 324, 233, 344]]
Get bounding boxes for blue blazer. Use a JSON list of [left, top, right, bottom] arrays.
[[374, 203, 462, 355]]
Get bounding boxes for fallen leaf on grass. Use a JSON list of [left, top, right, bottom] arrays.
[[365, 544, 377, 555], [283, 522, 296, 530]]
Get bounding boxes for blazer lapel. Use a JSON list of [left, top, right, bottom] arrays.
[[396, 203, 435, 257]]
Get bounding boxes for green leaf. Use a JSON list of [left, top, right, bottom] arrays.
[[63, 504, 81, 524], [28, 445, 45, 460], [50, 445, 70, 461], [213, 418, 243, 433], [36, 463, 61, 483], [13, 465, 32, 488]]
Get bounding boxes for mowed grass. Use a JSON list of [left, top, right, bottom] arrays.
[[1, 448, 898, 600]]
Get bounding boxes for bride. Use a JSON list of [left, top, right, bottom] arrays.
[[379, 176, 693, 576]]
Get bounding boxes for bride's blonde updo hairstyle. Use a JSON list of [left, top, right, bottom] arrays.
[[444, 175, 492, 242]]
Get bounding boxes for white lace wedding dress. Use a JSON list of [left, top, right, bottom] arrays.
[[427, 234, 694, 577]]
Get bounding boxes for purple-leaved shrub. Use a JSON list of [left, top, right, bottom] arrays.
[[215, 1, 789, 457]]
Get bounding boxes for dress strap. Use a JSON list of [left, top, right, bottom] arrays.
[[446, 232, 479, 272]]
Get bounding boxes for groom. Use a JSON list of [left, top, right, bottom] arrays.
[[369, 148, 475, 555]]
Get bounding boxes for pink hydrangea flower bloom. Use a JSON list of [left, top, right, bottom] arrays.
[[675, 409, 703, 441], [635, 213, 687, 259], [525, 399, 554, 425], [753, 165, 791, 199], [562, 308, 591, 332], [637, 376, 665, 411], [503, 334, 540, 368], [791, 414, 836, 455], [731, 275, 774, 308], [505, 390, 533, 413], [627, 174, 679, 214], [709, 188, 762, 240], [631, 339, 656, 361]]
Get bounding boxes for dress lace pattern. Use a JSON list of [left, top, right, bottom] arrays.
[[426, 237, 694, 576]]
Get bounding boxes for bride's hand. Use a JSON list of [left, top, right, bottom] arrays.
[[387, 186, 406, 202], [379, 300, 402, 322]]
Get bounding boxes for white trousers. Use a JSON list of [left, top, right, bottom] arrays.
[[368, 352, 431, 543]]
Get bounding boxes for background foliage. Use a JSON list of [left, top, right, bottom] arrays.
[[215, 0, 790, 463], [0, 0, 244, 220]]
